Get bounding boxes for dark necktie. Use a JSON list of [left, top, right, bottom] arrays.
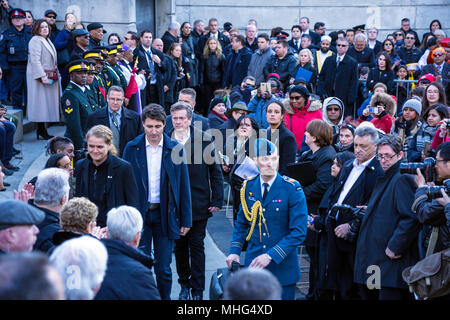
[[337, 56, 341, 68], [263, 183, 269, 202]]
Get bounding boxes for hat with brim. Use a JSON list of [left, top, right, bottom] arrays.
[[44, 9, 57, 17], [225, 101, 253, 117], [87, 61, 97, 74], [10, 8, 26, 19], [87, 22, 107, 34], [83, 50, 104, 61], [66, 59, 90, 73], [72, 29, 89, 38], [0, 200, 45, 230]]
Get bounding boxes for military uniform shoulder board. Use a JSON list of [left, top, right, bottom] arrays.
[[282, 175, 301, 190], [246, 175, 258, 181]]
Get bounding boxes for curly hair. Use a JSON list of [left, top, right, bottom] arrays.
[[60, 197, 98, 233]]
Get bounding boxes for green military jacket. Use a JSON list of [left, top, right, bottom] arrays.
[[102, 62, 121, 91], [111, 63, 128, 91], [61, 82, 91, 150]]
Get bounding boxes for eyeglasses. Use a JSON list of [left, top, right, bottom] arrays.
[[405, 37, 415, 40], [289, 96, 303, 101], [46, 15, 56, 19], [337, 44, 347, 47], [124, 37, 131, 41], [82, 35, 89, 39], [376, 153, 397, 161], [433, 53, 444, 57], [384, 42, 393, 46], [395, 33, 403, 36], [327, 107, 340, 112]]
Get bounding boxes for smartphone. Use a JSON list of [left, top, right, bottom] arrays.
[[368, 107, 378, 114], [260, 82, 269, 94]]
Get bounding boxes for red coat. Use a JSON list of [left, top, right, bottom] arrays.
[[284, 101, 323, 149], [358, 112, 394, 134]]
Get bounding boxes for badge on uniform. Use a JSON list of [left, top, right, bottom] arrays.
[[272, 199, 282, 203], [65, 99, 71, 106], [65, 107, 73, 114], [9, 46, 15, 55], [248, 192, 256, 201]]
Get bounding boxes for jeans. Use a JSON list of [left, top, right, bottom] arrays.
[[139, 207, 174, 300], [0, 121, 16, 163]]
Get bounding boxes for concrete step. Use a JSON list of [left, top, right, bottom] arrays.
[[23, 119, 36, 134]]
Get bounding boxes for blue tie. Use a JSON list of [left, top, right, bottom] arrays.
[[146, 50, 155, 81]]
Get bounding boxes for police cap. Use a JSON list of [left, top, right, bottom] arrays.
[[0, 200, 45, 230], [87, 61, 97, 74], [10, 8, 26, 19], [106, 45, 118, 55], [83, 49, 104, 61], [66, 59, 90, 73]]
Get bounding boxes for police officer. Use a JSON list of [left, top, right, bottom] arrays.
[[0, 199, 45, 254], [83, 49, 107, 108], [0, 8, 32, 115], [226, 138, 308, 300], [61, 59, 91, 153]]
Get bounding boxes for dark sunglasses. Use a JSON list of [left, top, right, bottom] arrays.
[[434, 53, 444, 57], [46, 15, 56, 19], [124, 37, 131, 41], [337, 44, 347, 47], [290, 96, 303, 101], [395, 33, 403, 36], [327, 107, 340, 112]]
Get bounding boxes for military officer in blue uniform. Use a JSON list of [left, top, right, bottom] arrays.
[[226, 138, 308, 300], [0, 8, 32, 115], [61, 59, 91, 152]]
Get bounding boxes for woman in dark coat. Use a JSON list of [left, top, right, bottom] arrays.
[[199, 37, 226, 116], [180, 22, 199, 88], [297, 119, 336, 299], [265, 100, 297, 177], [207, 98, 228, 129], [366, 51, 396, 94], [313, 151, 355, 299], [290, 48, 317, 93]]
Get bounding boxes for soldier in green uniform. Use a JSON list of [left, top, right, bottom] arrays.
[[61, 59, 91, 152], [102, 46, 122, 92], [83, 50, 107, 108], [85, 62, 101, 112], [111, 43, 128, 91]]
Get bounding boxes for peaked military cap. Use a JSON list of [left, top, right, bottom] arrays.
[[83, 49, 104, 61], [66, 59, 90, 73], [10, 8, 26, 19], [0, 200, 45, 230]]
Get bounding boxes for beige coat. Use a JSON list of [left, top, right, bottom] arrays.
[[26, 35, 61, 122]]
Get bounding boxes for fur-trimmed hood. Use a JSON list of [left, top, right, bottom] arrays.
[[283, 97, 322, 115], [322, 96, 345, 128], [370, 92, 396, 116]]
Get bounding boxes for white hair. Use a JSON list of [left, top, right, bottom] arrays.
[[168, 21, 180, 31], [106, 206, 143, 244], [354, 33, 367, 43], [433, 29, 446, 37], [34, 168, 70, 207], [50, 236, 108, 300]]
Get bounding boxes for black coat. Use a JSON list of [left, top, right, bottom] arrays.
[[196, 32, 230, 58], [346, 46, 376, 69], [170, 127, 224, 220], [198, 53, 226, 86], [224, 46, 253, 88], [86, 107, 143, 157], [317, 54, 359, 109], [162, 55, 178, 104], [263, 52, 297, 89], [133, 45, 166, 106], [161, 31, 178, 54], [33, 206, 60, 253], [94, 239, 161, 300], [266, 124, 297, 177], [75, 154, 140, 227], [366, 67, 396, 94], [207, 112, 226, 129], [293, 62, 317, 93], [354, 161, 420, 289], [288, 39, 301, 55]]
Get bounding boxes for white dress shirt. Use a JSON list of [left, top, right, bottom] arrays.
[[146, 135, 163, 203], [336, 156, 375, 205]]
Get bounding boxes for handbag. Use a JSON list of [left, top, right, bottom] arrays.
[[44, 69, 59, 81], [209, 261, 241, 300], [402, 227, 450, 300]]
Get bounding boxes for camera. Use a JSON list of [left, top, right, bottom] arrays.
[[328, 204, 366, 242], [426, 179, 450, 199], [368, 106, 378, 114], [399, 157, 436, 182]]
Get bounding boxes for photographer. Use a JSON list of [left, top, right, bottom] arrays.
[[247, 81, 279, 128], [316, 125, 383, 300], [354, 134, 420, 300], [412, 141, 450, 252]]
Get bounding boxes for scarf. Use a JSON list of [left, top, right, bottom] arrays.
[[211, 110, 228, 122]]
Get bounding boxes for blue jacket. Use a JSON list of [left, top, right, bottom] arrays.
[[122, 133, 192, 240], [248, 95, 278, 129], [229, 173, 308, 286]]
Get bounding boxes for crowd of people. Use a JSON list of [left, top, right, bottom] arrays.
[[0, 0, 449, 301]]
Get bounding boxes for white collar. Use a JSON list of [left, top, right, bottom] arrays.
[[353, 156, 375, 169], [260, 174, 277, 189], [70, 81, 85, 92], [145, 135, 163, 148]]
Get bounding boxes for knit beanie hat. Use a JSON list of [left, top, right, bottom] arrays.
[[209, 98, 225, 112], [289, 85, 310, 100], [402, 98, 422, 116]]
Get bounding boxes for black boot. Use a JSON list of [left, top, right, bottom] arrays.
[[36, 123, 53, 140]]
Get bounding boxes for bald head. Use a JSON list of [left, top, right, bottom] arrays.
[[152, 38, 164, 52]]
